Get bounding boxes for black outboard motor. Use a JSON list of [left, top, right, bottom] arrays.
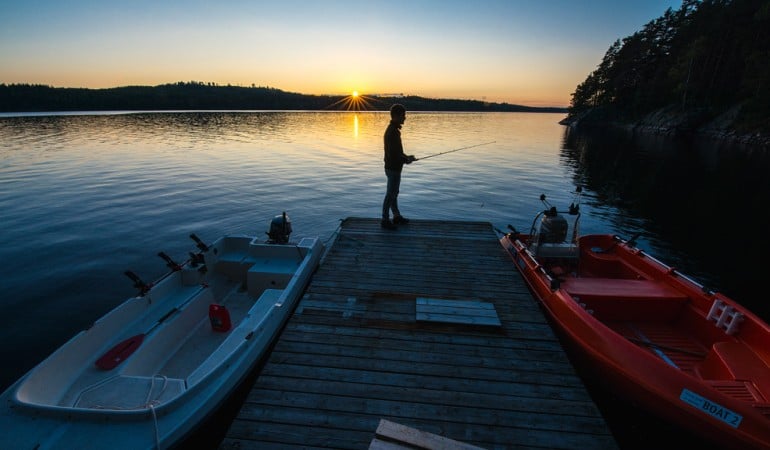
[[267, 212, 292, 244], [539, 206, 568, 244]]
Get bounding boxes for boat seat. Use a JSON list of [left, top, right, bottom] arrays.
[[208, 236, 254, 282], [563, 278, 688, 301], [702, 341, 770, 397], [247, 266, 296, 297], [562, 278, 689, 321], [534, 243, 578, 259]]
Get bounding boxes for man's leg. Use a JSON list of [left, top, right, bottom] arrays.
[[385, 169, 401, 217], [382, 169, 401, 228]]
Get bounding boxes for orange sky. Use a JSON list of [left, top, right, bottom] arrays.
[[0, 1, 682, 107]]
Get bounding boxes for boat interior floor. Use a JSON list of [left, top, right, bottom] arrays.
[[606, 320, 708, 375], [157, 285, 254, 378], [57, 276, 268, 408], [607, 320, 770, 407]]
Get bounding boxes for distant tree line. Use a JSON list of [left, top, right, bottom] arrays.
[[567, 0, 770, 134], [0, 81, 565, 114]]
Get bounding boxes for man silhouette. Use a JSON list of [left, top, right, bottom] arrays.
[[381, 103, 415, 229]]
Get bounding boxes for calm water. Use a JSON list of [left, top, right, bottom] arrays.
[[1, 111, 768, 448]]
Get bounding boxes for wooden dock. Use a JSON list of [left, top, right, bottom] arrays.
[[220, 218, 617, 449]]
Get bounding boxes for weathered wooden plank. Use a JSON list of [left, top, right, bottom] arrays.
[[282, 321, 570, 355], [416, 298, 497, 309], [251, 375, 603, 416], [415, 297, 502, 327], [372, 419, 487, 450], [268, 340, 580, 383], [259, 364, 593, 402], [222, 218, 617, 450], [233, 399, 616, 448], [368, 439, 407, 450], [270, 334, 576, 372], [294, 295, 548, 327], [287, 312, 556, 341]]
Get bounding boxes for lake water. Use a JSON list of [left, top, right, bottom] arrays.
[[1, 111, 768, 448]]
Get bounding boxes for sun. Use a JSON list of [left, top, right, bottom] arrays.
[[326, 90, 375, 111]]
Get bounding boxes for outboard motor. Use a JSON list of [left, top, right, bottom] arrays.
[[539, 206, 568, 244], [266, 212, 292, 244]]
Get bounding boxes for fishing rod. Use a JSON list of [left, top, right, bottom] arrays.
[[415, 141, 496, 161]]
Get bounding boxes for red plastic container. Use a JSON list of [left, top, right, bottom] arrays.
[[208, 304, 231, 332]]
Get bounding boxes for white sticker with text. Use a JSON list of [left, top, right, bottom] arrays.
[[680, 388, 743, 428]]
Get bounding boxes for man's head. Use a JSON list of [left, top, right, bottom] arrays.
[[390, 103, 406, 123], [390, 103, 406, 119]]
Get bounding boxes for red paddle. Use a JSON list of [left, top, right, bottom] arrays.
[[94, 307, 177, 370], [95, 334, 146, 370]]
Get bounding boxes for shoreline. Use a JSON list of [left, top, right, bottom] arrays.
[[560, 106, 770, 150]]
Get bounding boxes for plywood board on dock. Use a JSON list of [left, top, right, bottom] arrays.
[[369, 419, 487, 450], [220, 218, 617, 450]]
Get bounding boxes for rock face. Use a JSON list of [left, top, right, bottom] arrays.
[[561, 104, 769, 149]]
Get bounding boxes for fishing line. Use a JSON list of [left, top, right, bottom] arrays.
[[415, 141, 496, 161]]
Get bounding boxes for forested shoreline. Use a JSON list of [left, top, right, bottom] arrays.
[[0, 82, 565, 114], [565, 0, 769, 146]]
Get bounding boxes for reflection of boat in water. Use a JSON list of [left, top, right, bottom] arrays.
[[0, 213, 324, 450], [498, 189, 770, 450]]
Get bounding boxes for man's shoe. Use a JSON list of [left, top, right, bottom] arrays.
[[393, 215, 410, 225], [381, 219, 397, 230]]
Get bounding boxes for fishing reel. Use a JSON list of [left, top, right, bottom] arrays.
[[187, 233, 210, 273], [124, 270, 152, 297]]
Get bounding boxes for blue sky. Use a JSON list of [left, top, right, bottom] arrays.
[[0, 0, 682, 106]]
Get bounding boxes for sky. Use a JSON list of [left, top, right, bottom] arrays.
[[0, 0, 682, 107]]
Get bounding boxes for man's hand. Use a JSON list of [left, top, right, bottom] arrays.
[[405, 154, 416, 164]]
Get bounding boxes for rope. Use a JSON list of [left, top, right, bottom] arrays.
[[146, 374, 169, 450], [149, 404, 160, 449], [90, 374, 169, 449], [319, 220, 345, 263]]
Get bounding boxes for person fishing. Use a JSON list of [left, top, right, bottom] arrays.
[[381, 103, 415, 229]]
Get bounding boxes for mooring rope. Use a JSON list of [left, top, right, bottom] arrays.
[[90, 374, 169, 449]]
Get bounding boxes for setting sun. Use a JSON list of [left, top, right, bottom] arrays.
[[326, 90, 374, 111]]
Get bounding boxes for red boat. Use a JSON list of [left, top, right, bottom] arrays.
[[499, 189, 770, 450]]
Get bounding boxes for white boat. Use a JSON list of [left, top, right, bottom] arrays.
[[0, 214, 324, 450]]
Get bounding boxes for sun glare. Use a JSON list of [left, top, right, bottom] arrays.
[[326, 90, 375, 111]]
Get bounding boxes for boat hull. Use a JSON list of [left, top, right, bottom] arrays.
[[500, 233, 770, 450], [0, 235, 324, 450]]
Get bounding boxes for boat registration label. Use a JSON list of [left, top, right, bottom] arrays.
[[680, 388, 743, 428]]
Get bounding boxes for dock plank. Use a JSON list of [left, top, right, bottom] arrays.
[[220, 218, 617, 450], [415, 297, 502, 327]]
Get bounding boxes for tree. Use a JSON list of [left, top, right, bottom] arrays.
[[566, 0, 770, 133]]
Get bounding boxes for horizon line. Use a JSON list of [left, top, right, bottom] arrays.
[[0, 81, 569, 109]]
